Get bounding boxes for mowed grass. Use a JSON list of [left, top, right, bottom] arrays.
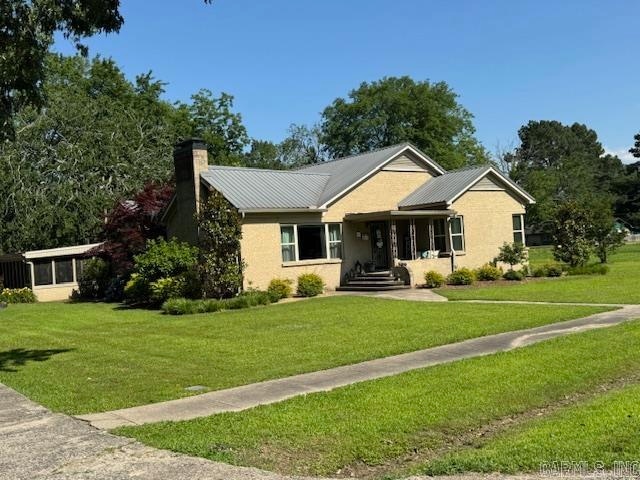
[[115, 321, 640, 478], [424, 383, 640, 474], [0, 297, 607, 414], [438, 244, 640, 304]]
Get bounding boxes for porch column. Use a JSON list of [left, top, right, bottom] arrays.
[[409, 218, 417, 260], [390, 220, 398, 262]]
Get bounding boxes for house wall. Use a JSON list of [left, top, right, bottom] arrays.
[[240, 170, 432, 290], [323, 170, 432, 222], [33, 284, 79, 302], [450, 189, 526, 270]]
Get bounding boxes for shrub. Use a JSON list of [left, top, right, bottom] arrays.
[[267, 278, 293, 301], [0, 287, 37, 303], [475, 264, 502, 281], [567, 264, 609, 276], [423, 270, 445, 288], [446, 268, 476, 286], [126, 238, 200, 306], [104, 276, 126, 302], [503, 269, 525, 281], [296, 273, 324, 297], [545, 263, 564, 277], [161, 290, 273, 315], [78, 258, 112, 300]]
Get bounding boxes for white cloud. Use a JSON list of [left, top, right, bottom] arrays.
[[604, 146, 636, 164]]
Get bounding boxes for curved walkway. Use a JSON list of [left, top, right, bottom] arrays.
[[78, 304, 640, 430]]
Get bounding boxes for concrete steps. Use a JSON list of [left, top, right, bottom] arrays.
[[337, 271, 409, 291]]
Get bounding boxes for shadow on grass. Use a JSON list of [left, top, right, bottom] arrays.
[[0, 348, 73, 372]]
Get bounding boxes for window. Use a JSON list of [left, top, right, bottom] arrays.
[[451, 217, 465, 252], [55, 258, 74, 283], [328, 224, 342, 259], [280, 224, 342, 262], [433, 219, 447, 251], [281, 226, 296, 262], [513, 214, 525, 244], [33, 259, 53, 286]]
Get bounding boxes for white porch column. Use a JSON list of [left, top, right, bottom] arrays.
[[390, 220, 398, 262]]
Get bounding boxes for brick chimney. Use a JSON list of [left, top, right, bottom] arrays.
[[171, 138, 209, 244]]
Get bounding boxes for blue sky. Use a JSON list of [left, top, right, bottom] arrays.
[[54, 0, 639, 163]]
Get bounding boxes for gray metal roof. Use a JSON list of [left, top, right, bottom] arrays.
[[297, 143, 445, 206], [201, 166, 329, 210], [398, 165, 492, 208], [399, 165, 535, 208]]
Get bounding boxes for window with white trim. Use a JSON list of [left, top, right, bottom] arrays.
[[513, 214, 525, 244], [280, 226, 297, 262], [280, 224, 342, 262], [451, 216, 465, 252], [327, 224, 342, 259]]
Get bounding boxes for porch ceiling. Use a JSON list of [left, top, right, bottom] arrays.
[[343, 209, 455, 222]]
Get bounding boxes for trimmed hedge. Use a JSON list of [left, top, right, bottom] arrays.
[[475, 264, 502, 281], [503, 269, 525, 281], [424, 270, 445, 288], [0, 287, 37, 304], [446, 268, 476, 286], [267, 278, 293, 302], [297, 273, 324, 297], [567, 264, 609, 276], [162, 290, 274, 315]]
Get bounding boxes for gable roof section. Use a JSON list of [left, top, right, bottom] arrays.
[[297, 143, 446, 207], [399, 165, 535, 209], [200, 166, 329, 211]]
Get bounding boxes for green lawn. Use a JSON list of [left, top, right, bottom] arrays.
[[423, 383, 640, 475], [115, 321, 640, 478], [0, 297, 607, 414], [437, 243, 640, 304]]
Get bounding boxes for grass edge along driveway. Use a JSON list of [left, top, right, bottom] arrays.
[[0, 298, 610, 414], [115, 320, 640, 478]]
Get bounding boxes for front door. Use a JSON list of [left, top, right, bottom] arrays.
[[370, 222, 389, 270]]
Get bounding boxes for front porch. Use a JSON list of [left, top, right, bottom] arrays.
[[339, 210, 460, 290]]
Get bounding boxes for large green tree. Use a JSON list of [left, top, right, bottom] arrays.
[[319, 76, 489, 169], [508, 120, 625, 229], [0, 53, 247, 253], [0, 0, 213, 141]]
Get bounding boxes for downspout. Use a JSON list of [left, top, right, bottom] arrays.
[[447, 217, 456, 272]]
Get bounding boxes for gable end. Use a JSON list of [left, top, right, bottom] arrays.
[[382, 154, 429, 172], [468, 174, 505, 191]]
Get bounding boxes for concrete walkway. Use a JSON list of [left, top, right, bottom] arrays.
[[79, 304, 640, 429], [329, 288, 448, 302], [0, 382, 601, 480]]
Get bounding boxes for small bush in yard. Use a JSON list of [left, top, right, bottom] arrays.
[[0, 287, 37, 303], [267, 278, 293, 301], [475, 264, 502, 281], [125, 238, 200, 306], [533, 263, 564, 278], [424, 270, 445, 288], [503, 269, 525, 281], [161, 290, 273, 315], [78, 258, 112, 300], [567, 264, 609, 276], [296, 273, 324, 297], [446, 268, 476, 286]]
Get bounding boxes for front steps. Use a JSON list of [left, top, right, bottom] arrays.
[[336, 270, 410, 291]]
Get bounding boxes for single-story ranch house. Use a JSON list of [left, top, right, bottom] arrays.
[[163, 139, 535, 291]]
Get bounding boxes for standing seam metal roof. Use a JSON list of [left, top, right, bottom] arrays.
[[297, 143, 445, 205], [398, 165, 492, 207], [200, 166, 329, 210]]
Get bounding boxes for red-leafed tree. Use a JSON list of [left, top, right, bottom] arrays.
[[90, 182, 174, 274]]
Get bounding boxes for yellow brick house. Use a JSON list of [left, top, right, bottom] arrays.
[[164, 139, 535, 291]]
